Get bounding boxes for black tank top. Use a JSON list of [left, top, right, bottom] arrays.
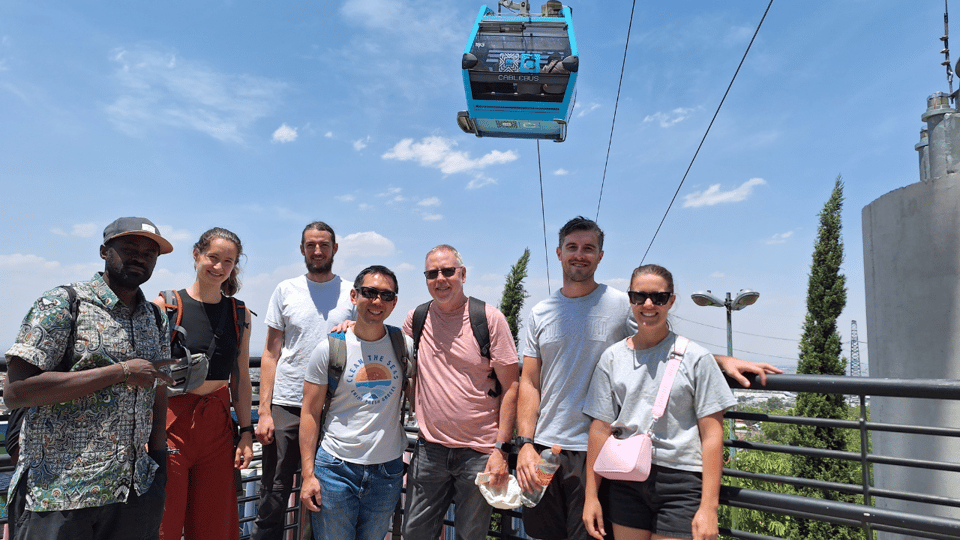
[[177, 290, 239, 381]]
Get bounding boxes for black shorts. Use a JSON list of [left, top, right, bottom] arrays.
[[607, 465, 703, 538]]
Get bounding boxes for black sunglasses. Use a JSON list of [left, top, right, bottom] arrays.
[[355, 286, 397, 302], [423, 267, 459, 280], [627, 291, 673, 306]]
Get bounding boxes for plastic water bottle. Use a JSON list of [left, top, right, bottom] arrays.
[[520, 445, 562, 507]]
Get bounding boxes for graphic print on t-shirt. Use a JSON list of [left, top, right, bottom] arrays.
[[345, 354, 400, 404]]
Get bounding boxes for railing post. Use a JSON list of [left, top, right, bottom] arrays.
[[859, 393, 874, 540]]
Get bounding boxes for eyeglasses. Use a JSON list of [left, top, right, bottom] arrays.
[[627, 291, 673, 306], [355, 287, 397, 302], [423, 267, 460, 280]]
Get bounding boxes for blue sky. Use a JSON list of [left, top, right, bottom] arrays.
[[0, 1, 950, 372]]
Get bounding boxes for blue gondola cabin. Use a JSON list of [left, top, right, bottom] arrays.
[[457, 1, 579, 142]]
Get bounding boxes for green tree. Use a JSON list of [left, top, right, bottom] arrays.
[[498, 248, 531, 345], [789, 176, 862, 539]]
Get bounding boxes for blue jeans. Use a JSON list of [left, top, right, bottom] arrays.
[[311, 447, 404, 540], [402, 438, 493, 540]]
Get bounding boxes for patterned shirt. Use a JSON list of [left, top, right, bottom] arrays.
[[5, 273, 170, 511]]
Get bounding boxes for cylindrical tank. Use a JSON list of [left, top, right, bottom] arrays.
[[863, 93, 960, 540]]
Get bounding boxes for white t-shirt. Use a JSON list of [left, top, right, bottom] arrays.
[[583, 333, 737, 472], [304, 328, 413, 465], [521, 284, 637, 451], [264, 275, 356, 407]]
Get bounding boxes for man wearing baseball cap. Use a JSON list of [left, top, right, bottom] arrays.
[[4, 217, 177, 540]]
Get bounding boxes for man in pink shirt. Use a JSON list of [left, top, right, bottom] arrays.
[[402, 245, 520, 540]]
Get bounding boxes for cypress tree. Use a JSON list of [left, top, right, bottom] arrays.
[[498, 248, 530, 345], [789, 176, 860, 539]]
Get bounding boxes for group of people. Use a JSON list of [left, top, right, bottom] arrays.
[[3, 215, 779, 540]]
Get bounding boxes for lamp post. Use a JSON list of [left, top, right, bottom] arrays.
[[689, 289, 760, 455]]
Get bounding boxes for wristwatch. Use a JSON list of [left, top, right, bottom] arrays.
[[494, 441, 514, 454], [515, 436, 536, 449], [238, 425, 255, 436]]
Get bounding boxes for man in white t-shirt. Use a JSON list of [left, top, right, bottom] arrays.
[[402, 245, 520, 540], [300, 265, 414, 540], [252, 222, 356, 540]]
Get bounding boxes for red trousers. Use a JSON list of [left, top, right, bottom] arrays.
[[160, 385, 240, 540]]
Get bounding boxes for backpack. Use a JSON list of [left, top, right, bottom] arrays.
[[5, 285, 165, 456], [411, 297, 502, 398], [159, 290, 248, 398], [320, 325, 415, 433]]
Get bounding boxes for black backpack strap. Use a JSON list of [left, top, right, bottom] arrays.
[[468, 297, 501, 398], [386, 325, 414, 423], [468, 297, 491, 359], [411, 300, 432, 361], [56, 285, 80, 373]]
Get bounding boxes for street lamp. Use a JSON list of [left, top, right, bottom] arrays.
[[689, 289, 760, 456], [690, 290, 760, 357]]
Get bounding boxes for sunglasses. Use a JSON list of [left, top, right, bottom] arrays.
[[627, 291, 673, 306], [423, 267, 460, 280], [355, 286, 397, 302]]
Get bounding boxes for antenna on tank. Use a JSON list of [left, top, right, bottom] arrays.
[[942, 1, 957, 103]]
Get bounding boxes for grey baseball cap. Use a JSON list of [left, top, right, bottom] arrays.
[[102, 217, 174, 254]]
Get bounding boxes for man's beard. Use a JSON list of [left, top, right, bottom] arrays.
[[105, 261, 152, 290], [306, 257, 334, 275]]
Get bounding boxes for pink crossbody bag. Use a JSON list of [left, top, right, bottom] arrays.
[[593, 335, 689, 482]]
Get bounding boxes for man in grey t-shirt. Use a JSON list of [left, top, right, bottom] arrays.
[[252, 221, 356, 540], [516, 216, 780, 540]]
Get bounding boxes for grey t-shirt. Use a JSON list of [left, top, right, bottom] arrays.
[[583, 332, 737, 472], [264, 275, 356, 407], [521, 284, 636, 451], [305, 329, 413, 464]]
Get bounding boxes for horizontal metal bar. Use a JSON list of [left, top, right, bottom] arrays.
[[728, 373, 960, 399], [722, 487, 960, 536], [729, 411, 960, 438], [727, 440, 960, 473]]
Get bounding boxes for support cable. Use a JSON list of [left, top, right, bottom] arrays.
[[639, 0, 775, 264], [595, 0, 639, 221], [537, 140, 552, 294]]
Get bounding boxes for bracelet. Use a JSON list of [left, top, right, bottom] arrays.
[[119, 361, 131, 382], [238, 425, 255, 435]]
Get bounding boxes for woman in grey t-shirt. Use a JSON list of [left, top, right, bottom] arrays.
[[582, 264, 736, 540]]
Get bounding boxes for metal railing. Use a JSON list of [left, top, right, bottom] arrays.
[[2, 361, 960, 539]]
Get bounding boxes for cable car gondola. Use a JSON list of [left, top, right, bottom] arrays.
[[457, 0, 579, 142]]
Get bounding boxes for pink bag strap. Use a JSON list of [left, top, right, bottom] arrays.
[[649, 335, 689, 426]]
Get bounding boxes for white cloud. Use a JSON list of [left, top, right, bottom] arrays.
[[554, 168, 569, 176], [338, 231, 395, 258], [51, 222, 98, 238], [466, 175, 497, 190], [272, 123, 298, 143], [576, 102, 601, 118], [382, 136, 518, 182], [354, 136, 371, 151], [422, 213, 443, 221], [765, 231, 794, 245], [395, 262, 415, 273], [683, 178, 767, 208], [709, 272, 726, 278], [643, 107, 696, 128], [106, 46, 287, 144], [336, 194, 355, 202], [358, 203, 372, 210], [325, 131, 334, 138], [157, 225, 193, 244], [418, 197, 440, 207]]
